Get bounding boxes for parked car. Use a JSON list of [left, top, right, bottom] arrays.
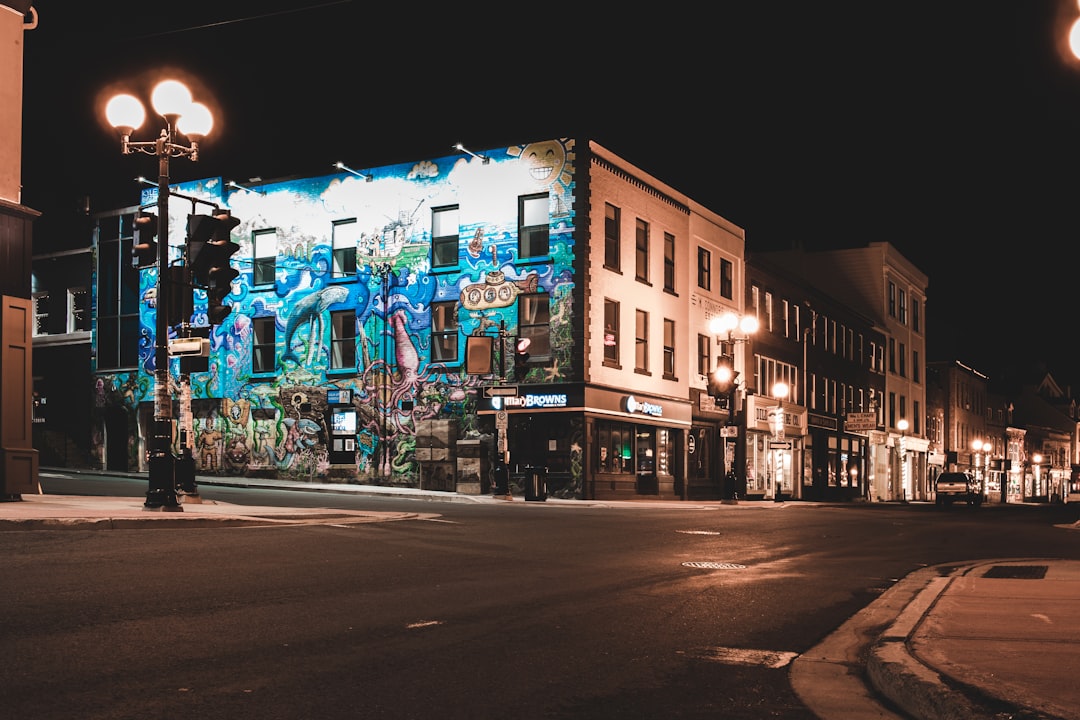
[[935, 472, 982, 506]]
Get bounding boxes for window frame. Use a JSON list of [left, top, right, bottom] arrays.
[[663, 232, 676, 293], [697, 247, 711, 291], [662, 318, 676, 379], [431, 205, 460, 269], [430, 300, 460, 365], [253, 229, 278, 287], [603, 298, 620, 366], [329, 309, 357, 372], [635, 309, 649, 374], [518, 292, 551, 360], [518, 193, 549, 259], [635, 218, 649, 283], [604, 203, 621, 271], [252, 315, 277, 374], [331, 218, 359, 279]]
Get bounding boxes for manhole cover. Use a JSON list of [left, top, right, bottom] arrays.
[[983, 565, 1047, 579], [682, 561, 746, 570]]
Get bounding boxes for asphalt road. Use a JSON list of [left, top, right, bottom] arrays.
[[4, 475, 1078, 719]]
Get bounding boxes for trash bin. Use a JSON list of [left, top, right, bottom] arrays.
[[525, 466, 547, 502]]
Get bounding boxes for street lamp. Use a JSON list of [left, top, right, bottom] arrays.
[[972, 438, 992, 502], [1032, 452, 1043, 501], [896, 418, 909, 503], [106, 79, 213, 511], [708, 311, 758, 503], [770, 381, 789, 502]]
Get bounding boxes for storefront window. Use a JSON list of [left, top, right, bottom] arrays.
[[597, 422, 633, 474]]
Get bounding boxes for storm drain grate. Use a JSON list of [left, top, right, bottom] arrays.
[[682, 561, 746, 570], [982, 565, 1047, 579]]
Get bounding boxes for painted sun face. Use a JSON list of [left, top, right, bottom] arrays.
[[520, 140, 567, 186]]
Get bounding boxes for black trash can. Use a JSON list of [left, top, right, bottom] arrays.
[[525, 466, 547, 502]]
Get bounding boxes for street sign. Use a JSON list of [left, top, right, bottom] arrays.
[[769, 441, 792, 450], [484, 385, 519, 398], [168, 337, 209, 357], [495, 411, 508, 430]]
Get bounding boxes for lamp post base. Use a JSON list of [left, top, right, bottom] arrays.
[[144, 451, 182, 511]]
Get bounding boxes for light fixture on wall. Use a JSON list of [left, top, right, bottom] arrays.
[[333, 161, 372, 181], [453, 143, 490, 164]]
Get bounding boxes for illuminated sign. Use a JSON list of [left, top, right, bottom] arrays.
[[491, 393, 569, 410], [623, 395, 663, 417]]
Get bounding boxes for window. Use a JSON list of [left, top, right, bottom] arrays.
[[330, 310, 356, 371], [764, 292, 774, 332], [663, 233, 675, 293], [635, 309, 648, 373], [96, 212, 141, 370], [635, 219, 649, 283], [697, 334, 709, 377], [898, 342, 906, 377], [32, 291, 48, 336], [912, 298, 921, 333], [431, 301, 459, 364], [252, 316, 276, 373], [663, 318, 675, 378], [898, 288, 907, 325], [332, 219, 359, 278], [518, 293, 550, 359], [603, 299, 619, 365], [431, 205, 459, 268], [68, 286, 90, 333], [913, 400, 921, 435], [888, 281, 896, 318], [912, 349, 920, 383], [889, 337, 896, 373], [518, 193, 549, 258], [719, 258, 733, 299], [697, 247, 711, 290], [604, 203, 620, 270], [253, 229, 277, 286]]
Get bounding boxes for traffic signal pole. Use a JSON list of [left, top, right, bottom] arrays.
[[146, 134, 182, 510]]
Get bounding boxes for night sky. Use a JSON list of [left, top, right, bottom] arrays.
[[19, 1, 1080, 386]]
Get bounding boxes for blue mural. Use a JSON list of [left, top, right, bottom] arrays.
[[98, 138, 579, 486]]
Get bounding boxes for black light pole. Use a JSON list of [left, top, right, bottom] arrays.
[[106, 80, 213, 511], [708, 311, 759, 503]]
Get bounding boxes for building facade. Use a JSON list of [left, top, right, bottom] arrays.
[[87, 139, 759, 501]]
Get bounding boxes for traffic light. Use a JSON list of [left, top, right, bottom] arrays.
[[206, 284, 232, 325], [187, 211, 241, 288], [513, 337, 531, 381], [187, 211, 241, 325], [132, 211, 158, 268], [708, 355, 738, 401]]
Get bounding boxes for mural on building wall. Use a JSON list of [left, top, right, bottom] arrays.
[[95, 138, 579, 489]]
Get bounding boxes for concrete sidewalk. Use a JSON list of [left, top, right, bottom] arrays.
[[5, 471, 1080, 720]]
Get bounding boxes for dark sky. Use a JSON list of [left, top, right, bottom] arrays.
[[19, 1, 1080, 385]]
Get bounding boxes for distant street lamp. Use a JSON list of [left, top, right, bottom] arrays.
[[707, 311, 758, 502], [972, 438, 992, 501], [106, 79, 213, 511], [770, 381, 789, 502], [896, 418, 910, 502]]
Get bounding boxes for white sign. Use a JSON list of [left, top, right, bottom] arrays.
[[495, 411, 508, 430], [845, 412, 877, 432]]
